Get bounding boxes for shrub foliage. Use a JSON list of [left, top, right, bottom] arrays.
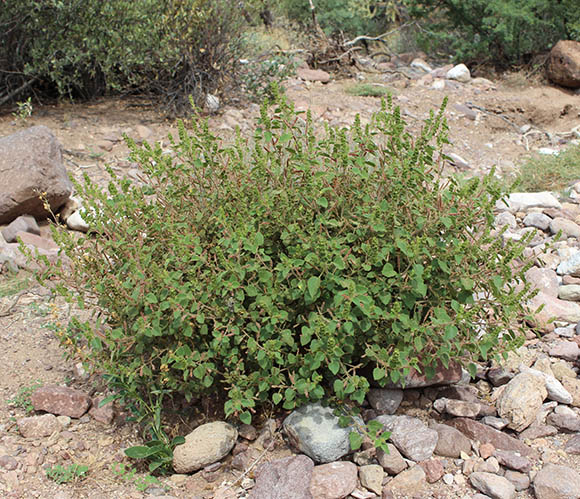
[[406, 0, 580, 66], [50, 93, 533, 426], [0, 0, 243, 112]]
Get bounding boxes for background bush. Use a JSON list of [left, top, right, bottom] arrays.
[[49, 93, 534, 429], [405, 0, 580, 66], [0, 0, 244, 112]]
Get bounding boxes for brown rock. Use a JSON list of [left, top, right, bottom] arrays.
[[419, 459, 444, 483], [0, 456, 18, 471], [1, 215, 40, 243], [533, 463, 580, 498], [296, 67, 330, 83], [547, 40, 580, 89], [547, 412, 580, 432], [231, 448, 260, 471], [504, 470, 530, 491], [561, 377, 580, 407], [518, 424, 558, 440], [31, 385, 91, 418], [17, 413, 61, 438], [16, 232, 58, 251], [96, 140, 114, 152], [564, 434, 580, 455], [89, 395, 115, 424], [479, 443, 495, 459], [309, 461, 357, 499], [0, 126, 72, 224], [433, 397, 480, 418], [549, 340, 580, 361], [250, 455, 314, 499], [528, 291, 580, 331], [525, 267, 559, 297], [494, 450, 531, 472], [383, 465, 427, 496], [238, 424, 257, 441], [447, 418, 535, 457], [377, 444, 407, 475], [431, 422, 472, 458], [383, 362, 462, 388]]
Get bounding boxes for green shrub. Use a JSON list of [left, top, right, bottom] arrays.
[[241, 55, 298, 102], [47, 91, 533, 431], [0, 0, 244, 112], [406, 0, 580, 66], [509, 144, 580, 193], [282, 0, 387, 37], [346, 83, 392, 97], [45, 463, 88, 484]]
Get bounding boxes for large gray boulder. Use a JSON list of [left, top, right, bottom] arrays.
[[0, 126, 72, 224]]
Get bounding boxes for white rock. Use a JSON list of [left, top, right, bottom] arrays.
[[410, 58, 432, 72], [495, 212, 517, 229], [538, 148, 559, 156], [496, 192, 562, 213], [205, 94, 220, 113], [66, 210, 89, 232], [446, 64, 471, 83], [431, 80, 446, 90], [448, 152, 469, 168], [519, 366, 573, 405], [557, 251, 580, 276]]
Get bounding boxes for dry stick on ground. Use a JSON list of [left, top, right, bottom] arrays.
[[223, 431, 278, 492], [0, 290, 28, 317], [464, 102, 522, 134], [318, 46, 363, 65], [0, 77, 39, 107], [343, 21, 417, 48]]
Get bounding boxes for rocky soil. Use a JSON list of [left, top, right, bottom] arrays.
[[1, 59, 580, 499]]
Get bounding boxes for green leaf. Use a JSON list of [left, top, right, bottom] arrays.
[[329, 360, 340, 375], [307, 276, 320, 299], [372, 367, 385, 381], [272, 393, 282, 405], [349, 431, 363, 451], [124, 446, 159, 459], [460, 277, 475, 290], [444, 325, 458, 340], [317, 197, 328, 208], [240, 411, 252, 424], [381, 263, 396, 277]]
